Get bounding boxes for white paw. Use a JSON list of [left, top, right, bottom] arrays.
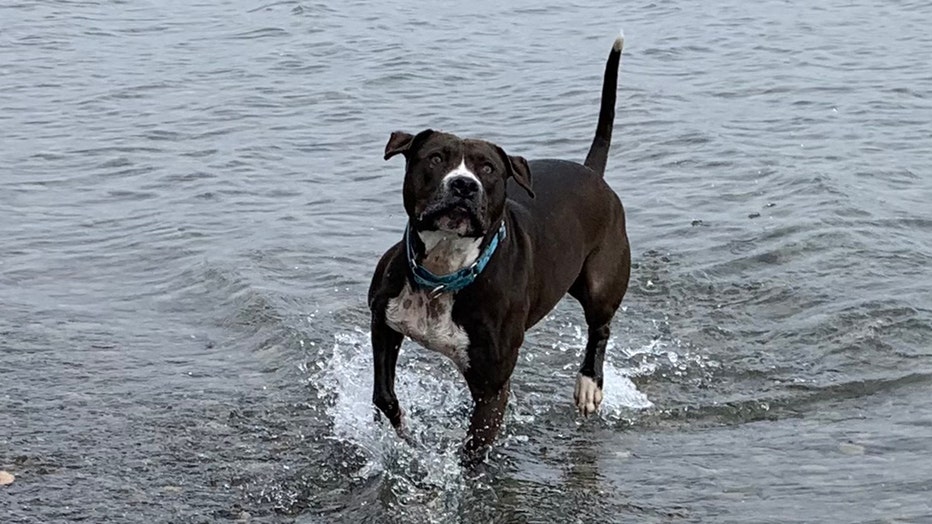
[[574, 374, 603, 416]]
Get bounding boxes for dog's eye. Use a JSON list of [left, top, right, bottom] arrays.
[[480, 163, 494, 175], [428, 154, 443, 166]]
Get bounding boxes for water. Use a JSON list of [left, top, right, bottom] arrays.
[[2, 0, 931, 522]]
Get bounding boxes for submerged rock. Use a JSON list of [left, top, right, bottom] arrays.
[[838, 442, 866, 456], [0, 470, 14, 486]]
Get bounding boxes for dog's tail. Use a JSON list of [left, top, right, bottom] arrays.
[[583, 31, 624, 177]]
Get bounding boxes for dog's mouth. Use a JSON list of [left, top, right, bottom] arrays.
[[419, 200, 483, 236]]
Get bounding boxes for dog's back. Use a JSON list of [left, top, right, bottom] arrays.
[[505, 34, 629, 329]]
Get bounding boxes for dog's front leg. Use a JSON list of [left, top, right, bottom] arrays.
[[371, 313, 407, 436], [461, 382, 510, 468]]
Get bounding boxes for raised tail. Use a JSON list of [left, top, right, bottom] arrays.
[[583, 31, 624, 176]]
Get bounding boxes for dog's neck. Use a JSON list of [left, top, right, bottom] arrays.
[[417, 230, 482, 275]]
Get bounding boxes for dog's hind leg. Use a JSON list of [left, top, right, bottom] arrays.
[[568, 238, 631, 416]]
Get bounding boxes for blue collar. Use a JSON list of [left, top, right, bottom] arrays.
[[405, 221, 506, 296]]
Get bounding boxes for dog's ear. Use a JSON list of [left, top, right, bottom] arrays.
[[509, 155, 534, 198], [384, 129, 434, 161], [497, 147, 534, 198]]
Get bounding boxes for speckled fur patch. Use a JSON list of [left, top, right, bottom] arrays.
[[385, 282, 470, 371]]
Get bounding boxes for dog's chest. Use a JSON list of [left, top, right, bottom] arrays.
[[385, 283, 470, 370]]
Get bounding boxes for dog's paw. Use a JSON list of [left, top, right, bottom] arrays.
[[393, 408, 417, 446], [574, 374, 603, 416]]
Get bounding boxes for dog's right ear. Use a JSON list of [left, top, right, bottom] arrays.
[[384, 129, 434, 161]]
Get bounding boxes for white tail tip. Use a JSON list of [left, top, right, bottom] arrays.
[[613, 30, 625, 52]]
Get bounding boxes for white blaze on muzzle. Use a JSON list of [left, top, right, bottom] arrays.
[[441, 159, 481, 195]]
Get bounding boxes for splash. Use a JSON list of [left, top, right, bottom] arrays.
[[602, 355, 655, 413], [312, 329, 469, 518], [314, 327, 653, 460], [546, 321, 655, 414], [311, 325, 658, 519]]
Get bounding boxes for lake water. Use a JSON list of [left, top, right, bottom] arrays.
[[2, 0, 931, 522]]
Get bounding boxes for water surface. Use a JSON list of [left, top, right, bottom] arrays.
[[2, 0, 931, 522]]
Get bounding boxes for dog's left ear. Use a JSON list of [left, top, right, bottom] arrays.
[[497, 147, 534, 198], [384, 129, 434, 161]]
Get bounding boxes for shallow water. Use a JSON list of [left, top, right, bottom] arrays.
[[2, 0, 932, 522]]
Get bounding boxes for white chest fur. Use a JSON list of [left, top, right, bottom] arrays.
[[417, 230, 481, 275], [385, 282, 471, 371]]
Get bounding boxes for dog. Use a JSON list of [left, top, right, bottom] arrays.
[[368, 33, 629, 467]]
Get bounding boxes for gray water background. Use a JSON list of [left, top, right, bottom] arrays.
[[2, 0, 932, 522]]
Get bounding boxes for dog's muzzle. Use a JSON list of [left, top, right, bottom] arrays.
[[419, 176, 487, 235]]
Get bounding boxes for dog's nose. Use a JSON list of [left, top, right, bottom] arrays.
[[449, 176, 480, 198]]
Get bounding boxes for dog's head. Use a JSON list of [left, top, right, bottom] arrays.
[[384, 129, 533, 238]]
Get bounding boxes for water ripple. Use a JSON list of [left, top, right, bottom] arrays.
[[3, 0, 932, 522]]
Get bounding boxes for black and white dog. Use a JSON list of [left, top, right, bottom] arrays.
[[368, 33, 629, 466]]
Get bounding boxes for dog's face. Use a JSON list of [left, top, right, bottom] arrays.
[[384, 129, 533, 238]]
